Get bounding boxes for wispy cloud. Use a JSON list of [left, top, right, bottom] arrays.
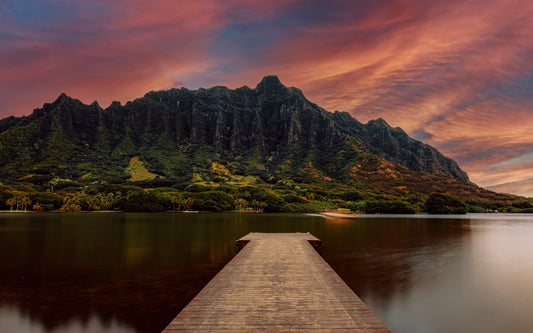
[[1, 0, 533, 194]]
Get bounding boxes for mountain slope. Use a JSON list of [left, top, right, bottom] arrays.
[[0, 76, 468, 189]]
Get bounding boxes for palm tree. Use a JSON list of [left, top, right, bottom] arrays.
[[170, 194, 183, 211], [184, 198, 194, 211], [20, 196, 31, 212], [101, 193, 114, 210], [235, 198, 248, 211], [250, 200, 261, 212], [32, 203, 43, 212], [61, 195, 82, 212], [6, 197, 16, 212]]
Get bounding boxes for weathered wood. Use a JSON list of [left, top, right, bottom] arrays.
[[163, 232, 390, 332]]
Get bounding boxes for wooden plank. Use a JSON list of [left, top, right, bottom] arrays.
[[163, 232, 390, 332]]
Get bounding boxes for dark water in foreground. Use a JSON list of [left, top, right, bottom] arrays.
[[1, 213, 533, 333]]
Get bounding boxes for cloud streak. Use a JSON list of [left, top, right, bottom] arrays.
[[1, 0, 533, 194]]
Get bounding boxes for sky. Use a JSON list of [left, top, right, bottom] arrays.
[[1, 0, 533, 196]]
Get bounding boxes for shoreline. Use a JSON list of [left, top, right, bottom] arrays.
[[0, 210, 518, 216], [318, 211, 359, 218]]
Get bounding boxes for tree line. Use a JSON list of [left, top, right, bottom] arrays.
[[2, 181, 527, 214]]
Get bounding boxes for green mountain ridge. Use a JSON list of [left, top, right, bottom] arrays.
[[0, 76, 525, 212], [1, 76, 467, 180]]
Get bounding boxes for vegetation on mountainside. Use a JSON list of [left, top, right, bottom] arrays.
[[125, 156, 162, 181], [0, 123, 526, 214], [424, 193, 468, 214], [0, 76, 469, 185], [0, 76, 529, 214], [0, 166, 530, 214]]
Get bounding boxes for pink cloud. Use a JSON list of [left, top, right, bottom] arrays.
[[2, 0, 533, 194], [1, 1, 223, 112], [1, 0, 307, 113], [223, 0, 533, 191]]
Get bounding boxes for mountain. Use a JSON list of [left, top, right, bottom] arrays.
[[2, 75, 526, 212], [0, 76, 468, 186]]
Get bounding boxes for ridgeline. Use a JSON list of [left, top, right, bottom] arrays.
[[0, 76, 528, 213]]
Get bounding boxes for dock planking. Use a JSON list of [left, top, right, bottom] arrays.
[[163, 232, 390, 332]]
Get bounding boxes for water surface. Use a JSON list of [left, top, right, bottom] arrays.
[[1, 213, 532, 332]]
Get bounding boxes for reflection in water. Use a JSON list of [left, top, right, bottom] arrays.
[[0, 306, 132, 333], [0, 213, 326, 333], [1, 213, 533, 332], [320, 216, 469, 305]]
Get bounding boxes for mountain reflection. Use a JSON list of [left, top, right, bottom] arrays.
[[320, 216, 469, 307], [0, 213, 239, 333], [0, 213, 469, 333]]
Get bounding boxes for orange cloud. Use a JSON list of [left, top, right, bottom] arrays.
[[225, 0, 533, 191], [2, 0, 533, 194]]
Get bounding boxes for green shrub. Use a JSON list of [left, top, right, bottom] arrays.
[[311, 189, 330, 198], [282, 202, 324, 213], [365, 199, 416, 214], [131, 178, 177, 188], [22, 175, 53, 185], [123, 191, 165, 212], [184, 184, 212, 192], [74, 195, 91, 211], [348, 201, 366, 212], [406, 196, 423, 205], [12, 184, 38, 193], [100, 184, 142, 195], [283, 194, 307, 204], [0, 189, 14, 210], [61, 186, 83, 193], [34, 203, 54, 211], [255, 190, 285, 212], [424, 193, 467, 214], [468, 205, 486, 213], [339, 191, 363, 201], [216, 185, 235, 193], [187, 191, 235, 212], [51, 181, 84, 190], [29, 192, 64, 209], [511, 201, 533, 209]]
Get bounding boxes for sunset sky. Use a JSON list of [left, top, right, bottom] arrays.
[[1, 0, 533, 195]]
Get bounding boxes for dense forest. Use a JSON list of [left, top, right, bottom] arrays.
[[1, 177, 530, 215]]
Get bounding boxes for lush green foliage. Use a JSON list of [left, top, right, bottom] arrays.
[[29, 192, 64, 209], [0, 90, 521, 216], [282, 202, 327, 213], [364, 199, 417, 214], [424, 193, 468, 214], [122, 191, 165, 212], [187, 191, 235, 212], [0, 179, 530, 214]]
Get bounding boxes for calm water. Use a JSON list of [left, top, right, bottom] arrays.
[[1, 213, 533, 333]]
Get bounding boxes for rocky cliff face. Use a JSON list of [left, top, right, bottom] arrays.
[[0, 76, 469, 182]]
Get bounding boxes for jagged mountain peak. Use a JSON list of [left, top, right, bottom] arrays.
[[255, 75, 289, 97], [48, 93, 88, 111], [256, 75, 284, 88], [108, 101, 122, 109], [367, 118, 391, 128], [53, 92, 86, 105], [0, 76, 469, 184], [56, 92, 70, 101]]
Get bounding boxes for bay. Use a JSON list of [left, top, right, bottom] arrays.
[[0, 213, 532, 332]]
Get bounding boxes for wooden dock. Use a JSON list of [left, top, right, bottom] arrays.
[[163, 232, 390, 332]]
